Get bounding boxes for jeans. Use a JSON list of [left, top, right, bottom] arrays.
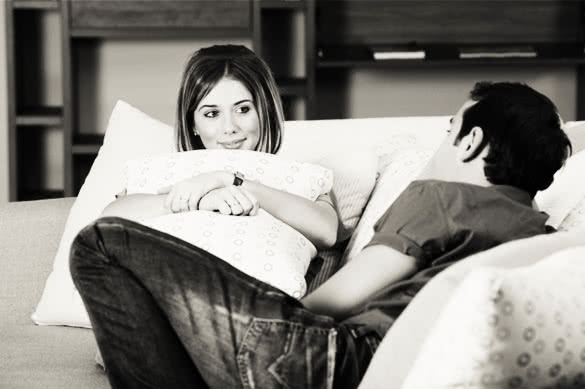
[[70, 217, 378, 389]]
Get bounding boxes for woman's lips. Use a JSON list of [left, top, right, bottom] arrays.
[[219, 139, 246, 149]]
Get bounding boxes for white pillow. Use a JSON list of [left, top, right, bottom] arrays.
[[125, 148, 333, 298], [143, 210, 314, 298], [32, 100, 175, 328], [535, 148, 585, 230], [359, 230, 585, 389], [342, 144, 436, 264], [125, 149, 333, 201], [402, 245, 585, 389]]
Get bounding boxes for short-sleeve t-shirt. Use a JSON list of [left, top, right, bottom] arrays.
[[347, 179, 553, 336]]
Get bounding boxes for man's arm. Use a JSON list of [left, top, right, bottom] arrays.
[[301, 244, 417, 320]]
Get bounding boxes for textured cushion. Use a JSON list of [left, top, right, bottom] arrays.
[[535, 148, 585, 230], [402, 245, 585, 389], [127, 149, 334, 298], [359, 230, 585, 389], [342, 145, 435, 264], [144, 210, 317, 298], [125, 149, 333, 201], [33, 101, 176, 328], [0, 198, 108, 388]]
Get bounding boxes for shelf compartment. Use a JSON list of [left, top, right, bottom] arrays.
[[70, 27, 250, 39], [16, 106, 63, 126], [72, 134, 104, 155], [277, 77, 307, 97], [12, 0, 59, 10], [317, 43, 585, 68], [261, 0, 306, 10], [318, 57, 585, 69], [19, 189, 65, 201], [70, 1, 250, 31]]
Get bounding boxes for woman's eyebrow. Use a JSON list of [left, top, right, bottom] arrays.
[[234, 99, 253, 105], [198, 104, 217, 111]]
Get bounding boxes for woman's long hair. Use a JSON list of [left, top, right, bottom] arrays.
[[176, 45, 284, 154]]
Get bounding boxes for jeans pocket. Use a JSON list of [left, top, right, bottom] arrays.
[[237, 318, 337, 389]]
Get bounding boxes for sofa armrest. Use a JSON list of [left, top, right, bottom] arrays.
[[0, 198, 75, 327]]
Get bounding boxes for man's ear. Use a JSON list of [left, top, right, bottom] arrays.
[[457, 126, 484, 162]]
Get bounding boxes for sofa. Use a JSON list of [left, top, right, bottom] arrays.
[[1, 104, 585, 389]]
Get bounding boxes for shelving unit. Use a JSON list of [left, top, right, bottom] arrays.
[[6, 0, 585, 201], [314, 0, 585, 119]]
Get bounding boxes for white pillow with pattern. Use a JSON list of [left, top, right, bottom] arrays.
[[125, 149, 333, 201], [402, 246, 585, 389]]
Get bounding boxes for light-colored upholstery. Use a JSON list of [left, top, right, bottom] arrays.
[[0, 198, 108, 388]]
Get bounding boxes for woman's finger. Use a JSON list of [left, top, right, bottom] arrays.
[[218, 200, 231, 215], [227, 186, 253, 215], [240, 187, 259, 216], [188, 195, 199, 211]]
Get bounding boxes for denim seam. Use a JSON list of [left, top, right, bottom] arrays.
[[326, 328, 337, 389]]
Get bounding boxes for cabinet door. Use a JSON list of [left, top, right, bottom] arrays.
[[70, 0, 251, 31]]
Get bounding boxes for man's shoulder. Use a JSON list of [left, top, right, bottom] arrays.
[[408, 179, 501, 198]]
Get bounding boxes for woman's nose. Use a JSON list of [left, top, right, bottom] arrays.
[[223, 114, 238, 134]]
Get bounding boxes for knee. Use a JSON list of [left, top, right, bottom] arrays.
[[69, 222, 106, 279], [69, 217, 135, 277]]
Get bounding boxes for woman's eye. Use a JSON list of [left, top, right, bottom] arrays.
[[204, 110, 219, 118], [237, 105, 251, 114]]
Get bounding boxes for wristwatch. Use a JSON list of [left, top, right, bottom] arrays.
[[233, 171, 245, 186]]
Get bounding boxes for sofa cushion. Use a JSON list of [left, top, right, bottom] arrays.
[[0, 198, 108, 388], [401, 245, 585, 389], [359, 230, 585, 389]]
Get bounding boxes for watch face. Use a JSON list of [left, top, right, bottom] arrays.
[[234, 172, 244, 186]]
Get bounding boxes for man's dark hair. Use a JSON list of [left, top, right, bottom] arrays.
[[456, 81, 572, 197]]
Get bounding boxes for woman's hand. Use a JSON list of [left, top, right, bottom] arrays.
[[199, 186, 259, 216], [158, 171, 232, 213]]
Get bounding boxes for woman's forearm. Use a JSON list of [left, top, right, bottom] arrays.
[[241, 179, 338, 249], [100, 193, 170, 222]]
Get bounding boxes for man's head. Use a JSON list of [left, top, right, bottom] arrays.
[[427, 82, 572, 197]]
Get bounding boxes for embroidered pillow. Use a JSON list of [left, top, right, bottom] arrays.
[[125, 149, 333, 201], [143, 210, 314, 298], [402, 246, 585, 389]]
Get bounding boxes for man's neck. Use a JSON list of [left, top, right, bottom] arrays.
[[417, 159, 491, 187]]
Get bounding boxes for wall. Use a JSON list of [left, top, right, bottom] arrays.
[[0, 5, 8, 204]]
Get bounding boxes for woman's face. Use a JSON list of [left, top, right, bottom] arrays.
[[194, 77, 260, 150]]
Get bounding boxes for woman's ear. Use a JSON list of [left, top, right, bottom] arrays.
[[457, 126, 484, 162]]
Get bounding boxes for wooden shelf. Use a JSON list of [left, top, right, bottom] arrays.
[[16, 106, 63, 126], [72, 134, 104, 155], [12, 0, 59, 10], [318, 57, 585, 69], [261, 0, 305, 10], [70, 27, 251, 39]]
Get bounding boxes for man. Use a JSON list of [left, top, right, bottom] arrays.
[[71, 82, 571, 389]]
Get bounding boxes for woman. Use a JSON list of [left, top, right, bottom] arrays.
[[102, 45, 337, 248], [72, 45, 374, 389]]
